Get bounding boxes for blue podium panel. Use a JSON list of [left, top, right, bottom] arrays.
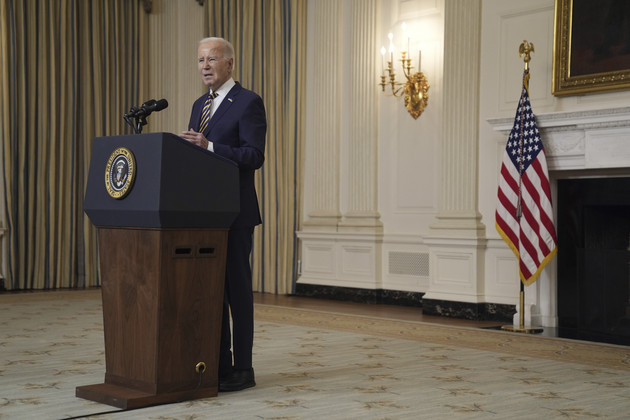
[[84, 132, 239, 228]]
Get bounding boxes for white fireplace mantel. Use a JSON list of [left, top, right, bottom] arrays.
[[487, 106, 630, 172]]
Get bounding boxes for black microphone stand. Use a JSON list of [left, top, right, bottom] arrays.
[[123, 107, 148, 134]]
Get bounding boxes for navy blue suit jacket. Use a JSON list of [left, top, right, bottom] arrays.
[[188, 82, 266, 228]]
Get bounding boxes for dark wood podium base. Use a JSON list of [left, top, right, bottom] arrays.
[[76, 383, 217, 410], [75, 227, 227, 409]]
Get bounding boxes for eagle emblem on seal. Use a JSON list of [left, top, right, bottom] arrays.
[[105, 147, 136, 199]]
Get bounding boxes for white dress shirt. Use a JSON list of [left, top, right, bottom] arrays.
[[206, 78, 236, 152]]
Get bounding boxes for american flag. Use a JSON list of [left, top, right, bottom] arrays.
[[495, 71, 557, 286]]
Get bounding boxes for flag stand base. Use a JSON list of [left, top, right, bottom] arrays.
[[500, 325, 543, 334], [501, 286, 544, 334]]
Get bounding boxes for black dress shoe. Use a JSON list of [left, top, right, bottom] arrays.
[[219, 365, 233, 380], [219, 367, 255, 392]]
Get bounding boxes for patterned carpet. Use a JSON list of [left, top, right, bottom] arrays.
[[1, 289, 630, 419]]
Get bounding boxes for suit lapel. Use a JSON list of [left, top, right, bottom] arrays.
[[206, 82, 242, 134], [192, 102, 203, 131]]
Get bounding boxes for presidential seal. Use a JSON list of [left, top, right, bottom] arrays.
[[105, 147, 136, 199]]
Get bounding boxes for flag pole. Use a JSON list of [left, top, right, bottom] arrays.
[[501, 40, 543, 334]]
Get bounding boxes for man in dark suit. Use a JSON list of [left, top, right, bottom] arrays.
[[180, 37, 266, 392]]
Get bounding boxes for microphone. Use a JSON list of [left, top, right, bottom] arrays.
[[135, 98, 168, 118], [123, 98, 169, 134], [123, 105, 140, 120]]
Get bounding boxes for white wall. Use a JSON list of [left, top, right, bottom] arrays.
[[378, 0, 444, 292], [299, 0, 630, 326], [479, 0, 558, 308], [298, 0, 446, 293]]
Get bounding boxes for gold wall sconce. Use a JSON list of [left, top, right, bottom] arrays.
[[379, 29, 429, 120]]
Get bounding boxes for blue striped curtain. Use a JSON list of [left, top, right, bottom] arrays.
[[0, 0, 148, 289], [207, 0, 306, 294]]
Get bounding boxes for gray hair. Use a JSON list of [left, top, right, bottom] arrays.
[[199, 37, 234, 60]]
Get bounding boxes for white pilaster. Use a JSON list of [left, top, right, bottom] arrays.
[[298, 0, 383, 289], [302, 0, 342, 230], [339, 0, 383, 232], [424, 0, 486, 303]]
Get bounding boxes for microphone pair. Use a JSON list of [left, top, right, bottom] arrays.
[[125, 98, 169, 119]]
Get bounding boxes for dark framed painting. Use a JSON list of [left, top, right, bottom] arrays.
[[553, 0, 630, 96]]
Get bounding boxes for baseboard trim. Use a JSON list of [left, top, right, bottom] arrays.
[[294, 284, 423, 307], [293, 284, 515, 322], [422, 298, 515, 322]]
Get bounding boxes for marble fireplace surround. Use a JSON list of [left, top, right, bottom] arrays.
[[487, 105, 630, 327], [488, 106, 630, 173]]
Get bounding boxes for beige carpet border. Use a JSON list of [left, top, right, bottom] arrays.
[[3, 289, 629, 371], [255, 304, 630, 371]]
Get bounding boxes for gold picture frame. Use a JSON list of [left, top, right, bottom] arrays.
[[553, 0, 630, 96]]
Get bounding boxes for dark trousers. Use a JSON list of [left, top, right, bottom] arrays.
[[219, 227, 255, 370]]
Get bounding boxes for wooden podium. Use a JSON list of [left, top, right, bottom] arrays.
[[77, 133, 239, 409]]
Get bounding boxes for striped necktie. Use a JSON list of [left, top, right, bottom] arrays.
[[199, 91, 219, 133]]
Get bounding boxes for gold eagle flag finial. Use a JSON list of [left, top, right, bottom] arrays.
[[518, 40, 534, 71]]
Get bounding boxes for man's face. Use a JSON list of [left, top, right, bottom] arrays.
[[198, 41, 233, 91]]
